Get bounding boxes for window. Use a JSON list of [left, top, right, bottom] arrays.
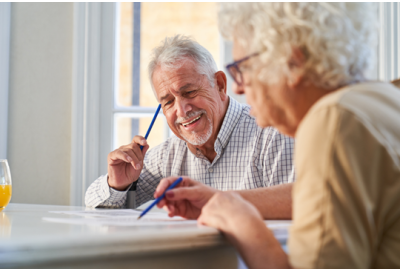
[[114, 2, 223, 150]]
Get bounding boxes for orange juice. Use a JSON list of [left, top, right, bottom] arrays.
[[0, 185, 11, 210]]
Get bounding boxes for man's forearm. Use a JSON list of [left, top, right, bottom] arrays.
[[238, 183, 293, 219]]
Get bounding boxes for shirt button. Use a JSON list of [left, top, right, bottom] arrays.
[[208, 168, 213, 172]]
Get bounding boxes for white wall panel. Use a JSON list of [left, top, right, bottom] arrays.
[[0, 3, 11, 159], [8, 3, 73, 205]]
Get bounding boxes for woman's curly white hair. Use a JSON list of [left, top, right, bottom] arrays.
[[218, 3, 378, 90]]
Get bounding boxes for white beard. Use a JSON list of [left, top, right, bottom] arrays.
[[176, 110, 213, 146], [181, 116, 212, 146]]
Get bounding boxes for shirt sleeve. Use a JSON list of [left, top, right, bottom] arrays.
[[84, 174, 130, 208], [134, 138, 174, 207], [261, 127, 295, 186], [85, 139, 172, 208], [289, 105, 381, 268]]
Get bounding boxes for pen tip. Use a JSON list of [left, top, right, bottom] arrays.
[[137, 216, 141, 220]]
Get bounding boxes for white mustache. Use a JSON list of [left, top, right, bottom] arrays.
[[175, 110, 206, 125]]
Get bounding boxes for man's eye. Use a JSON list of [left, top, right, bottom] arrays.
[[164, 100, 172, 106]]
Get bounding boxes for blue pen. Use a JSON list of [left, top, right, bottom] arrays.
[[137, 177, 183, 220], [140, 104, 162, 151]]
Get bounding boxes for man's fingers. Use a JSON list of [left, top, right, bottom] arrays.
[[109, 148, 142, 170], [142, 144, 150, 156], [131, 135, 146, 143], [131, 136, 148, 149], [124, 149, 142, 170], [109, 149, 134, 165], [129, 143, 145, 166]]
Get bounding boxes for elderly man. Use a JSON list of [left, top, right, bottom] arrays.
[[156, 3, 400, 268], [85, 35, 295, 219]]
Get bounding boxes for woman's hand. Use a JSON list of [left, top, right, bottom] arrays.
[[198, 192, 290, 269], [154, 176, 217, 220], [198, 191, 264, 235]]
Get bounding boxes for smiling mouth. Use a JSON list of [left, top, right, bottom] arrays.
[[181, 114, 202, 127]]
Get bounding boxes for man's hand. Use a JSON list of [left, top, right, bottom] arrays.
[[107, 136, 150, 191], [154, 176, 217, 219]]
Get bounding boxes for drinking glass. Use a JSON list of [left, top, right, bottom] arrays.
[[0, 160, 12, 211]]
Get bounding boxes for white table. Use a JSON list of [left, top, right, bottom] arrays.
[[0, 203, 290, 268]]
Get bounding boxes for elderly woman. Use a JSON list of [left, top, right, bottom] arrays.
[[155, 2, 400, 268]]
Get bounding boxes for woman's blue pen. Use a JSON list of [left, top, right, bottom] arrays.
[[137, 177, 183, 220], [140, 104, 162, 151]]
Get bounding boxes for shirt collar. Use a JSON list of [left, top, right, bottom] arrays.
[[216, 96, 244, 150]]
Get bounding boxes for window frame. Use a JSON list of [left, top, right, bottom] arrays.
[[70, 3, 116, 206], [70, 3, 165, 206], [378, 2, 400, 81], [113, 2, 169, 150]]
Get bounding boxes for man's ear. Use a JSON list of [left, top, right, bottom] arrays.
[[287, 47, 306, 88], [215, 71, 228, 100]]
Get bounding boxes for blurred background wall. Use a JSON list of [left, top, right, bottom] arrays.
[[8, 3, 73, 205]]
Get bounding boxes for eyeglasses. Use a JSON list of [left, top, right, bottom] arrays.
[[225, 52, 260, 86]]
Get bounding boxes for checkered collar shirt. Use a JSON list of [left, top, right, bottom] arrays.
[[192, 96, 242, 166], [85, 97, 295, 208]]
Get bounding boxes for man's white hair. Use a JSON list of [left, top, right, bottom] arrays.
[[218, 3, 378, 90], [148, 35, 218, 98]]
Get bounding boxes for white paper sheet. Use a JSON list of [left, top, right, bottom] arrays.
[[43, 209, 197, 226], [43, 210, 292, 231], [43, 217, 198, 226], [49, 209, 178, 219]]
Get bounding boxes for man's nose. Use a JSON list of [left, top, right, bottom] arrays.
[[232, 82, 245, 95], [176, 98, 192, 118]]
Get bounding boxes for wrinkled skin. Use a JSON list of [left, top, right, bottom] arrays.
[[152, 59, 229, 162], [231, 38, 307, 136], [154, 176, 217, 220], [107, 136, 149, 190], [106, 59, 228, 190]]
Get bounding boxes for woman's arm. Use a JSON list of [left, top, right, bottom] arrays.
[[198, 192, 291, 268]]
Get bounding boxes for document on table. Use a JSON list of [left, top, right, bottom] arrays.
[[42, 209, 292, 240], [43, 209, 198, 226]]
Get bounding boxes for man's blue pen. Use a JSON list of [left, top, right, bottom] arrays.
[[137, 177, 183, 220], [140, 104, 162, 151]]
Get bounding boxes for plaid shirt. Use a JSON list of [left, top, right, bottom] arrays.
[[85, 97, 295, 208]]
